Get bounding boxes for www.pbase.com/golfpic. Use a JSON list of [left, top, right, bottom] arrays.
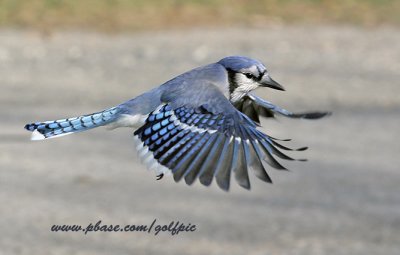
[[51, 219, 196, 236]]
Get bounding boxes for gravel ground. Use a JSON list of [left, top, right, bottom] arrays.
[[0, 26, 399, 255]]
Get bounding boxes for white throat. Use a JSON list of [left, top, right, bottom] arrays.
[[230, 74, 259, 103]]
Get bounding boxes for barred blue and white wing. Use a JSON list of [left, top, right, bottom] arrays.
[[134, 86, 307, 191]]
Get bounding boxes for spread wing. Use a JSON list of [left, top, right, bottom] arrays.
[[234, 93, 331, 124], [133, 85, 306, 191]]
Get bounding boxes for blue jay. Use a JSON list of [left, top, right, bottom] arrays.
[[25, 56, 330, 191]]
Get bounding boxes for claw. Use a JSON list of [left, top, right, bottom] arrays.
[[156, 173, 164, 180]]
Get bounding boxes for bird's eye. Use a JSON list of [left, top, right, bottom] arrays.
[[245, 73, 254, 79]]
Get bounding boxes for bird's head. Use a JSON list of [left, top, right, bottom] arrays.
[[218, 56, 284, 102]]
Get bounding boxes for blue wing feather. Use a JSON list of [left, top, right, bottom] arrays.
[[134, 87, 308, 190]]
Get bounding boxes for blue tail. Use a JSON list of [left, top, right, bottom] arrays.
[[25, 107, 121, 140]]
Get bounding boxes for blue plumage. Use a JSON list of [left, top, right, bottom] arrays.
[[25, 107, 120, 140], [25, 56, 330, 191], [133, 101, 312, 190]]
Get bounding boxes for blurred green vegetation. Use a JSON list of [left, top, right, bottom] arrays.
[[0, 0, 398, 31]]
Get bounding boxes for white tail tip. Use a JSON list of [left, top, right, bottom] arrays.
[[31, 130, 46, 141], [30, 130, 74, 140]]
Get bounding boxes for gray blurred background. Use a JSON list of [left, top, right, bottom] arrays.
[[1, 1, 400, 255]]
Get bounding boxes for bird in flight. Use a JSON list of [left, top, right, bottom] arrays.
[[25, 56, 330, 191]]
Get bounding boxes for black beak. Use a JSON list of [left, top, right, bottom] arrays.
[[260, 75, 285, 91]]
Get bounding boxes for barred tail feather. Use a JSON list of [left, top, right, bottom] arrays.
[[25, 107, 120, 140]]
